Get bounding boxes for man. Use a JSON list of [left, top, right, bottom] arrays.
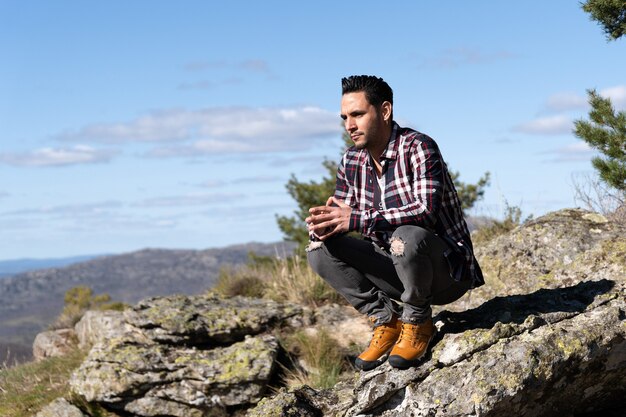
[[306, 75, 484, 370]]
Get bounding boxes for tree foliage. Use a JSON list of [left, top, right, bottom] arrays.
[[574, 89, 626, 193], [277, 132, 490, 252], [449, 171, 491, 212], [581, 0, 626, 41]]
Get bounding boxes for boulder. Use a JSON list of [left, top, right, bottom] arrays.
[[69, 293, 302, 416], [34, 397, 87, 417], [463, 208, 626, 309], [74, 309, 129, 349], [32, 328, 77, 361]]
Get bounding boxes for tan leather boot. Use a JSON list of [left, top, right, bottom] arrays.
[[388, 318, 435, 369], [355, 315, 402, 371]]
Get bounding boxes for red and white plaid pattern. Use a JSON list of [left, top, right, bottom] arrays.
[[335, 123, 484, 288]]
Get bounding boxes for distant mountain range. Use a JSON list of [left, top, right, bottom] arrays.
[[0, 254, 107, 278], [0, 241, 294, 365]]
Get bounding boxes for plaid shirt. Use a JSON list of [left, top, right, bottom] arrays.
[[335, 122, 484, 288]]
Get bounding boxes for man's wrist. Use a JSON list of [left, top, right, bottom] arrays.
[[349, 211, 362, 233]]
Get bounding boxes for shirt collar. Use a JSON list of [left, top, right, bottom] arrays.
[[380, 122, 399, 161]]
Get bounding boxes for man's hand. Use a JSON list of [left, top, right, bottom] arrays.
[[306, 197, 352, 241]]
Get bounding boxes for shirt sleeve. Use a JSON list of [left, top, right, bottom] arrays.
[[349, 139, 444, 234], [334, 154, 357, 205]]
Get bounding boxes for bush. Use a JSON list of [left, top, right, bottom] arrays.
[[49, 286, 127, 330]]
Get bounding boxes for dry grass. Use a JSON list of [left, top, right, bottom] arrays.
[[281, 328, 349, 389], [214, 255, 343, 307], [0, 349, 86, 417]]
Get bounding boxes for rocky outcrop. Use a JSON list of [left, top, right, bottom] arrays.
[[247, 209, 626, 416], [38, 209, 626, 416], [68, 293, 302, 416], [32, 328, 77, 361], [464, 208, 626, 308]]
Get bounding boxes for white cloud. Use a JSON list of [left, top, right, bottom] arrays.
[[134, 193, 245, 208], [59, 106, 342, 154], [513, 115, 573, 135], [600, 85, 626, 109], [544, 92, 587, 112], [0, 145, 118, 167], [544, 142, 595, 162], [2, 200, 124, 217]]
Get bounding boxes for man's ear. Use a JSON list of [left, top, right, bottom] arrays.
[[381, 101, 392, 122]]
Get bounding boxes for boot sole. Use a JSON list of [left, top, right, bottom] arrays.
[[354, 353, 389, 371], [388, 333, 434, 370]]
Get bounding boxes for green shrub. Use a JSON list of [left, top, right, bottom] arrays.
[[50, 286, 128, 330]]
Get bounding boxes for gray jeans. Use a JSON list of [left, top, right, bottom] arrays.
[[307, 225, 470, 324]]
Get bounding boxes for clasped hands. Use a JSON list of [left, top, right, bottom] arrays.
[[305, 197, 352, 241]]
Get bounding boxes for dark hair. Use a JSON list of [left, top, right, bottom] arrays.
[[341, 75, 393, 107]]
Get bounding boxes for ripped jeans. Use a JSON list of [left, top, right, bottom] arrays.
[[307, 225, 471, 324]]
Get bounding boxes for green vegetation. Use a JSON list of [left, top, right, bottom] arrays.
[[0, 349, 86, 417], [450, 171, 491, 213], [50, 286, 127, 330], [575, 1, 626, 218], [581, 0, 626, 41], [574, 90, 626, 194]]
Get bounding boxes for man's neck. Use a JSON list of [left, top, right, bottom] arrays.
[[368, 123, 393, 176], [368, 124, 393, 163]]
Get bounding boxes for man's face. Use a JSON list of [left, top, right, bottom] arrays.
[[340, 91, 387, 150]]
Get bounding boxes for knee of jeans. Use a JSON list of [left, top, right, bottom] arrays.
[[389, 236, 406, 257], [391, 226, 431, 256], [305, 241, 324, 252], [306, 241, 327, 274]]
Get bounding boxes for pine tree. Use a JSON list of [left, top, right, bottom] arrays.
[[574, 89, 626, 192], [581, 0, 626, 41]]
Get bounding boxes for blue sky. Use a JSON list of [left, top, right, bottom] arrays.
[[1, 1, 624, 260]]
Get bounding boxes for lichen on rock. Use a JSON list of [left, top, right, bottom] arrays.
[[68, 293, 299, 416]]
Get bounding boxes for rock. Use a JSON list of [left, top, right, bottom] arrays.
[[34, 397, 87, 417], [123, 292, 302, 345], [74, 309, 130, 349], [69, 293, 302, 416], [32, 328, 77, 361], [454, 208, 626, 311], [310, 304, 371, 350], [38, 209, 626, 416], [246, 209, 626, 416], [247, 384, 355, 417]]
